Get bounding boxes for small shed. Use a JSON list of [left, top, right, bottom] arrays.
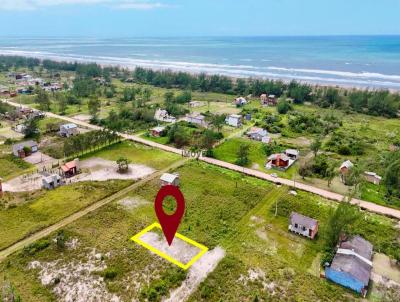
[[61, 159, 80, 178], [160, 173, 180, 187], [225, 114, 242, 128], [42, 174, 63, 190], [364, 172, 382, 185], [60, 123, 79, 138], [150, 126, 166, 137], [285, 149, 299, 160], [289, 212, 318, 239], [12, 140, 38, 158]]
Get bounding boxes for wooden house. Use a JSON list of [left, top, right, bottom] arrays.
[[288, 212, 319, 239]]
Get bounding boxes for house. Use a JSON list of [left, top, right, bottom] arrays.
[[150, 126, 166, 137], [267, 153, 291, 170], [246, 127, 268, 141], [186, 113, 208, 127], [189, 101, 204, 108], [339, 160, 354, 183], [160, 173, 180, 187], [340, 160, 353, 174], [13, 124, 26, 134], [326, 236, 373, 297], [262, 136, 272, 144], [61, 159, 80, 178], [285, 149, 300, 160], [154, 109, 176, 123], [12, 140, 38, 158], [0, 86, 10, 96], [60, 123, 79, 138], [234, 97, 247, 107], [364, 172, 382, 185], [42, 174, 63, 190], [288, 212, 318, 240], [260, 94, 277, 106], [225, 114, 242, 128]]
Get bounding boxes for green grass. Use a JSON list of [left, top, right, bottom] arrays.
[[0, 180, 131, 251], [81, 140, 180, 170], [0, 154, 34, 181], [1, 161, 399, 301]]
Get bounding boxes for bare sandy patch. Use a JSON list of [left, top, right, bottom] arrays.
[[238, 268, 277, 295], [117, 196, 150, 210], [2, 172, 42, 192], [139, 231, 201, 265], [71, 114, 91, 122], [28, 249, 120, 302], [23, 151, 55, 165], [163, 247, 225, 302], [373, 253, 400, 283], [71, 158, 155, 182]]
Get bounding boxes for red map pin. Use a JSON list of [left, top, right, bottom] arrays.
[[154, 185, 185, 246]]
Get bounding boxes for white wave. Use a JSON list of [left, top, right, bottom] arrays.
[[1, 49, 400, 89], [267, 66, 400, 81]]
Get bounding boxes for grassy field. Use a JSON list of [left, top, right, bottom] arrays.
[[81, 140, 181, 170], [0, 180, 131, 251], [1, 161, 398, 301], [0, 154, 34, 181]]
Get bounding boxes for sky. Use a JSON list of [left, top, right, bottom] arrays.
[[0, 0, 399, 37]]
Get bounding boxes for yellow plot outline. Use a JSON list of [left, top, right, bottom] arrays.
[[131, 222, 208, 270]]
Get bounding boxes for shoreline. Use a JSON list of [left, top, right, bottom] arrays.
[[1, 51, 400, 92]]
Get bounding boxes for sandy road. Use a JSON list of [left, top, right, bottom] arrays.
[[3, 99, 400, 221], [0, 158, 188, 262]]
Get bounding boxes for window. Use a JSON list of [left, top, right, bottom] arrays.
[[295, 223, 298, 228], [302, 226, 306, 231]]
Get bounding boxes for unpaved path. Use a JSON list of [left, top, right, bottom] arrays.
[[4, 99, 400, 220], [163, 247, 225, 302], [0, 158, 188, 262]]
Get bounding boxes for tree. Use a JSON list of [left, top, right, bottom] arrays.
[[142, 87, 153, 103], [117, 157, 130, 173], [276, 99, 292, 114], [88, 97, 101, 121], [209, 114, 226, 133], [34, 88, 51, 111], [23, 117, 39, 138], [323, 201, 361, 263], [55, 92, 67, 115], [326, 164, 337, 187], [310, 137, 322, 157], [56, 230, 66, 250], [298, 161, 312, 180], [385, 159, 400, 197], [236, 143, 250, 166]]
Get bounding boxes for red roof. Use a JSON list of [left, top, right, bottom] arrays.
[[61, 161, 76, 172]]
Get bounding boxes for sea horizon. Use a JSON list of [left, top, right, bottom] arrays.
[[1, 35, 400, 90]]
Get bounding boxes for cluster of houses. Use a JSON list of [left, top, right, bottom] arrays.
[[339, 160, 382, 185], [246, 127, 272, 144], [5, 73, 63, 96], [42, 159, 81, 190], [289, 212, 373, 296], [154, 109, 176, 123], [260, 94, 277, 106]]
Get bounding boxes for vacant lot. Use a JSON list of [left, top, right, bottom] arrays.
[[82, 140, 180, 170]]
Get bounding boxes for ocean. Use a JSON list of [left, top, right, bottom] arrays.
[[0, 36, 400, 90]]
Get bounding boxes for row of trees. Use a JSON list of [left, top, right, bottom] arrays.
[[2, 55, 399, 117], [63, 130, 120, 158]]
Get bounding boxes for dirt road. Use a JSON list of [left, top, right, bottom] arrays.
[[4, 99, 400, 220], [0, 158, 188, 262]]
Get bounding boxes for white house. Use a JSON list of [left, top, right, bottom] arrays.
[[246, 127, 268, 141], [154, 109, 176, 123], [160, 173, 180, 187], [226, 114, 242, 128], [234, 97, 247, 106], [285, 149, 300, 160], [186, 113, 207, 127], [60, 123, 79, 138]]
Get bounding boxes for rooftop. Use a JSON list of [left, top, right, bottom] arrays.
[[290, 212, 318, 229]]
